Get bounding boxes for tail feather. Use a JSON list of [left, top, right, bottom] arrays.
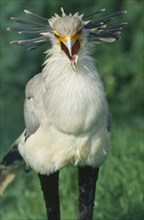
[[0, 131, 27, 195], [0, 162, 25, 195]]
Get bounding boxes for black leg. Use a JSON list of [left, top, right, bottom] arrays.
[[38, 171, 60, 220], [78, 166, 99, 220]]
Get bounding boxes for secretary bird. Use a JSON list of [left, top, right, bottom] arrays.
[[0, 8, 126, 220]]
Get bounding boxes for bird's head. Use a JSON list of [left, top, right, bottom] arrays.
[[8, 7, 127, 64], [51, 15, 83, 63]]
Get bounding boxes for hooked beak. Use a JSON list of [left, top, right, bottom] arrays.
[[60, 37, 80, 63], [65, 38, 73, 57]]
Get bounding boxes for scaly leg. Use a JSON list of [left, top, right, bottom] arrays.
[[38, 171, 60, 220], [78, 166, 99, 220]]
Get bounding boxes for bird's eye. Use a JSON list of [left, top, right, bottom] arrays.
[[54, 33, 59, 38]]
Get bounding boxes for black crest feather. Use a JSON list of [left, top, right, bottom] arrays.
[[84, 10, 127, 43], [7, 9, 127, 50]]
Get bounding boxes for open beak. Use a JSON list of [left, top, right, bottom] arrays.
[[60, 37, 80, 63], [65, 38, 73, 57]]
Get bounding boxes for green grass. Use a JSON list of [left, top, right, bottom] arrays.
[[0, 117, 143, 220]]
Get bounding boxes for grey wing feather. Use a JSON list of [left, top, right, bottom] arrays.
[[24, 97, 40, 136], [24, 73, 46, 137]]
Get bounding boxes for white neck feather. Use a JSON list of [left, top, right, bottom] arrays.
[[43, 43, 99, 80]]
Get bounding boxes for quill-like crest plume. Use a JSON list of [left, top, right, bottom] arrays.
[[7, 7, 127, 50]]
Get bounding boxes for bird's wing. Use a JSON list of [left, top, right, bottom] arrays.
[[0, 73, 45, 195], [24, 73, 45, 137]]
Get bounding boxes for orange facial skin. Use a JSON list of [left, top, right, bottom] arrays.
[[53, 30, 82, 45]]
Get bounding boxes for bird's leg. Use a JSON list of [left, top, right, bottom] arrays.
[[38, 171, 60, 220], [78, 166, 99, 220]]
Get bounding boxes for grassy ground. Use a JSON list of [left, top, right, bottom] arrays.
[[0, 117, 143, 220]]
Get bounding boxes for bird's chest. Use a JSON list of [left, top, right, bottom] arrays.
[[43, 74, 103, 135]]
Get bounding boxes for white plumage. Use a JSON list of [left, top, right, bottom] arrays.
[[19, 41, 110, 174]]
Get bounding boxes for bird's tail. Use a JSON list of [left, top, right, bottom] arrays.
[[0, 131, 26, 195]]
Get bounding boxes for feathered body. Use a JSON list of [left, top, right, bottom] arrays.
[[19, 40, 110, 174]]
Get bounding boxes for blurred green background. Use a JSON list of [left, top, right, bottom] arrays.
[[0, 0, 143, 219]]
